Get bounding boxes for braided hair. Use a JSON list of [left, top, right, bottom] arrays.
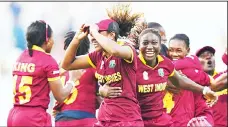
[[26, 20, 52, 57]]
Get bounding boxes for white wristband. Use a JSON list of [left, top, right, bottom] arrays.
[[202, 86, 211, 95], [66, 80, 75, 87]]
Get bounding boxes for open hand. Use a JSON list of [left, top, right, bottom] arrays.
[[187, 116, 212, 127], [99, 81, 122, 98]]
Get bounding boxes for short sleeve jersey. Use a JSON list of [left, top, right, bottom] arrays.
[[87, 44, 141, 121], [13, 45, 60, 109], [136, 54, 174, 119]]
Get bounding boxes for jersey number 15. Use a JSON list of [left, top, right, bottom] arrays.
[[13, 75, 32, 104]]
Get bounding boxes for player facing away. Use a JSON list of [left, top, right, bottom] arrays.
[[196, 46, 227, 127], [164, 34, 216, 127], [7, 20, 74, 126], [53, 31, 99, 126], [99, 28, 218, 127]]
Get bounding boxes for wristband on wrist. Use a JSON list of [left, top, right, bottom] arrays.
[[203, 86, 211, 95]]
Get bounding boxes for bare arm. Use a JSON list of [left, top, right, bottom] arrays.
[[168, 70, 204, 93], [61, 25, 91, 70], [49, 79, 73, 103], [90, 26, 133, 62], [210, 72, 227, 91], [168, 70, 218, 104]]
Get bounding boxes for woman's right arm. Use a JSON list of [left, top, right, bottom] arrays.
[[61, 24, 91, 70], [49, 79, 74, 103]]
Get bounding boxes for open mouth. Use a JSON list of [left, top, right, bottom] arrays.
[[94, 44, 99, 48], [145, 51, 155, 57], [207, 60, 212, 65], [92, 40, 99, 48], [207, 60, 213, 67]]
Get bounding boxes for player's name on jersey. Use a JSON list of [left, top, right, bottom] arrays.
[[95, 72, 122, 84], [138, 82, 167, 93], [13, 62, 35, 73]]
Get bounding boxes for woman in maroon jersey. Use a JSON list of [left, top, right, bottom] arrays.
[[163, 34, 218, 126], [7, 20, 74, 126], [61, 4, 144, 127], [99, 28, 218, 127], [53, 31, 100, 126]]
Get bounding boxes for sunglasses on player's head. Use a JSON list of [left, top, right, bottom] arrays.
[[38, 20, 48, 42]]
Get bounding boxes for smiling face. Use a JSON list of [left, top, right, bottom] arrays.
[[90, 33, 103, 52], [90, 30, 116, 52], [139, 32, 161, 62], [168, 39, 190, 60]]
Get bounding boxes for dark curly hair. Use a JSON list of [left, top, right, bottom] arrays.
[[106, 3, 143, 38], [64, 31, 90, 56]]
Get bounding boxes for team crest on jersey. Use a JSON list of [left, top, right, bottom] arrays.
[[158, 68, 164, 77], [109, 60, 116, 68], [143, 71, 149, 80]]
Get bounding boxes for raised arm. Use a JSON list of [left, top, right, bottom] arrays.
[[90, 25, 133, 62], [61, 24, 91, 70]]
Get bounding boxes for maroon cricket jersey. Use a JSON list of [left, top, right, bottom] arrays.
[[164, 55, 213, 126], [212, 71, 227, 127], [12, 45, 60, 109], [54, 68, 97, 114], [136, 54, 174, 119], [87, 45, 141, 121], [173, 55, 211, 86]]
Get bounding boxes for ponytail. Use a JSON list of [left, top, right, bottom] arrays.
[[106, 3, 143, 37], [27, 43, 33, 57]]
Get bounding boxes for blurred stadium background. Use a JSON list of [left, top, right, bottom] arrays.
[[0, 2, 227, 125]]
